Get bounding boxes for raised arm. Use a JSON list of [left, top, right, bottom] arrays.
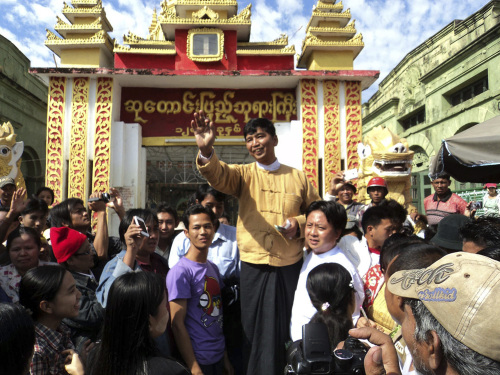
[[88, 192, 109, 260], [191, 110, 216, 164]]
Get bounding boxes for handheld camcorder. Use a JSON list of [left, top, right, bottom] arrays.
[[285, 323, 367, 375], [88, 192, 112, 203]]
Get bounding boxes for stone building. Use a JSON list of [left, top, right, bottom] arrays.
[[0, 35, 48, 195], [362, 1, 500, 212]]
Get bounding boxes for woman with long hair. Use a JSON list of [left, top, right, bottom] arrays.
[[89, 271, 188, 375], [19, 265, 84, 375], [306, 262, 356, 350]]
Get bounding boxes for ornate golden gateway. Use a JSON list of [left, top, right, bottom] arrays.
[[46, 77, 67, 205], [92, 78, 113, 195], [323, 80, 341, 195], [301, 79, 319, 190]]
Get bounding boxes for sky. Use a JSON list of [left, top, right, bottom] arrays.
[[0, 0, 491, 100]]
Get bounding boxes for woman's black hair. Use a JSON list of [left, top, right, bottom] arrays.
[[19, 265, 67, 320], [50, 198, 85, 228], [306, 263, 354, 350], [88, 271, 165, 375], [119, 209, 159, 246], [0, 303, 35, 375], [35, 186, 55, 205], [7, 226, 42, 252]]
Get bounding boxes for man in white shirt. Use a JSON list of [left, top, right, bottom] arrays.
[[339, 205, 394, 278], [290, 200, 364, 342]]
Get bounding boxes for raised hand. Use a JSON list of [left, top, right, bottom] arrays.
[[191, 110, 216, 158]]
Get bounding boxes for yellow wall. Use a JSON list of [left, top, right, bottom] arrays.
[[318, 21, 341, 28], [72, 17, 98, 24], [60, 48, 102, 67], [307, 50, 354, 70]]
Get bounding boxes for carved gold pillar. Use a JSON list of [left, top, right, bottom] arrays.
[[323, 80, 341, 195], [92, 78, 113, 195], [69, 77, 90, 201], [45, 77, 67, 205], [301, 79, 319, 190], [345, 81, 362, 171]]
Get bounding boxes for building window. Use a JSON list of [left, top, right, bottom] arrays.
[[450, 76, 488, 106], [187, 28, 224, 62], [400, 108, 425, 130]]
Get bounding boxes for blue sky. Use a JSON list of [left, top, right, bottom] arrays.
[[0, 0, 490, 100]]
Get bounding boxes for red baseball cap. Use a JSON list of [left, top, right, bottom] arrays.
[[484, 183, 498, 189], [50, 227, 87, 263]]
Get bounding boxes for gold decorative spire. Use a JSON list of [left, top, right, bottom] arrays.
[[297, 1, 364, 70], [45, 0, 114, 67]]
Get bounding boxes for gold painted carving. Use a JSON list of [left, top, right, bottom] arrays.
[[312, 8, 350, 18], [163, 0, 237, 5], [161, 3, 251, 24], [301, 79, 319, 190], [124, 90, 296, 127], [323, 80, 341, 195], [316, 1, 343, 10], [45, 29, 111, 45], [0, 122, 27, 193], [92, 78, 113, 196], [238, 33, 288, 47], [187, 28, 224, 62], [192, 6, 220, 20], [69, 78, 89, 201], [71, 0, 100, 5], [345, 81, 362, 171], [308, 23, 356, 34], [63, 0, 103, 14], [114, 41, 176, 54], [236, 45, 295, 55], [46, 77, 66, 206]]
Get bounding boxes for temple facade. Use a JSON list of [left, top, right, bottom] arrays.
[[33, 0, 378, 229], [362, 1, 500, 212]]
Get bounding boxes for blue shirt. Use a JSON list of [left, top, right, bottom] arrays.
[[168, 224, 240, 281]]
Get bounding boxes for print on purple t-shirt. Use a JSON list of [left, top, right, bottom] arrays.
[[166, 257, 225, 365]]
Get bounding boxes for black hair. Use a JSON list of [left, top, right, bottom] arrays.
[[386, 242, 447, 278], [119, 209, 159, 246], [459, 217, 500, 250], [361, 205, 392, 233], [19, 265, 67, 320], [379, 200, 407, 229], [156, 204, 179, 224], [432, 173, 451, 181], [243, 117, 276, 139], [195, 184, 226, 204], [21, 198, 49, 217], [305, 200, 347, 234], [379, 234, 425, 274], [0, 303, 35, 375], [7, 226, 42, 252], [306, 263, 354, 350], [35, 187, 55, 205], [88, 272, 165, 375], [182, 204, 217, 229], [50, 198, 85, 228], [477, 246, 500, 262]]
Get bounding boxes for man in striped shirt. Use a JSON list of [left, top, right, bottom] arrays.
[[424, 174, 467, 226]]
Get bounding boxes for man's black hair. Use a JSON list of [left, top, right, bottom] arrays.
[[21, 198, 49, 217], [379, 200, 407, 228], [386, 242, 447, 277], [243, 118, 276, 139], [432, 173, 451, 181], [118, 209, 158, 246], [477, 246, 500, 262], [305, 200, 347, 233], [459, 217, 500, 250], [194, 184, 226, 204], [361, 205, 392, 233], [156, 204, 179, 223], [182, 204, 217, 229], [379, 233, 425, 274], [50, 198, 85, 228]]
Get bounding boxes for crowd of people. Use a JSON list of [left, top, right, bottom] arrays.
[[0, 113, 499, 375]]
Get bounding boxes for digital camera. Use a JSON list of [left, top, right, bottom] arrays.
[[285, 323, 367, 375], [88, 192, 111, 203]]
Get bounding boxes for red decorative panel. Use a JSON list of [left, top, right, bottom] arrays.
[[301, 79, 318, 189], [345, 81, 362, 171], [323, 80, 341, 195]]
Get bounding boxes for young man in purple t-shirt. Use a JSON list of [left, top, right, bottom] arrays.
[[167, 204, 233, 375]]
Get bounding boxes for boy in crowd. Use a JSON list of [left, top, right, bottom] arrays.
[[51, 226, 104, 352], [167, 205, 232, 375], [155, 204, 180, 260]]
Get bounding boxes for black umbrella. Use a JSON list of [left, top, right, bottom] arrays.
[[429, 115, 500, 183]]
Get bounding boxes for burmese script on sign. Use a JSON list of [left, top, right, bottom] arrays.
[[120, 87, 297, 138]]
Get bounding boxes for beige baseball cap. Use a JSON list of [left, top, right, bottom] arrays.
[[387, 252, 500, 362], [0, 176, 15, 188]]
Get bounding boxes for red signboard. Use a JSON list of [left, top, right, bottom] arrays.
[[120, 87, 297, 138]]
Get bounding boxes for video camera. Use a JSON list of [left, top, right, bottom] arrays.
[[88, 192, 112, 203], [285, 323, 367, 375]]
